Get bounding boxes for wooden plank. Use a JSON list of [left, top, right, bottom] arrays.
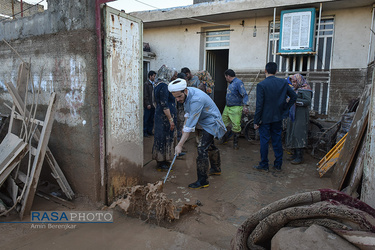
[[0, 144, 28, 186], [16, 62, 30, 103], [341, 132, 367, 198], [4, 81, 74, 200], [317, 133, 347, 177], [0, 133, 25, 172], [17, 171, 75, 209], [362, 72, 375, 207], [20, 93, 57, 219], [8, 62, 30, 135], [331, 84, 371, 190], [36, 191, 76, 209], [44, 150, 74, 200], [13, 114, 44, 126], [7, 177, 18, 205]]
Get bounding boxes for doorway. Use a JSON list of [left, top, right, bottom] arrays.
[[206, 49, 229, 113]]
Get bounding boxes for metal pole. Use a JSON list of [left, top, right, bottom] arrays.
[[273, 8, 277, 62], [20, 0, 23, 17], [163, 154, 177, 184], [11, 0, 15, 19], [315, 3, 322, 71]]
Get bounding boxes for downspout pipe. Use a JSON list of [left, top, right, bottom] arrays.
[[20, 0, 23, 17], [95, 0, 115, 202]]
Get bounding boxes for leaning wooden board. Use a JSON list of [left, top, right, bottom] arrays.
[[331, 84, 371, 190]]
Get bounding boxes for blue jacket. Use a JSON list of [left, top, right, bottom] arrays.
[[254, 76, 297, 125], [183, 87, 226, 139], [226, 77, 249, 107]]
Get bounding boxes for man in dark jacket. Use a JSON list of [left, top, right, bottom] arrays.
[[253, 62, 297, 172], [143, 70, 156, 137]]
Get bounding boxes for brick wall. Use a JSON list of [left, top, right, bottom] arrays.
[[0, 0, 44, 18], [232, 69, 368, 121], [328, 68, 367, 121]]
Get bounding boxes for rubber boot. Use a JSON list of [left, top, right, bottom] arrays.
[[287, 149, 296, 161], [208, 148, 221, 176], [233, 133, 239, 150], [219, 129, 230, 145], [291, 149, 303, 165], [189, 158, 209, 189]]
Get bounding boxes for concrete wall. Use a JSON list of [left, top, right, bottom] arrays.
[[0, 0, 95, 41], [0, 0, 44, 18], [142, 5, 373, 120], [0, 0, 101, 201]]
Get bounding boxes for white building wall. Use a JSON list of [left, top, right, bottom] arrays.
[[144, 25, 202, 72], [329, 6, 372, 69], [143, 6, 373, 72], [226, 16, 271, 71]]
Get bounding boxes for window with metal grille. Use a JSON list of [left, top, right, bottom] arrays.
[[267, 17, 334, 115], [205, 30, 230, 49]]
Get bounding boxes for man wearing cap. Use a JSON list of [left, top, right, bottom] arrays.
[[168, 78, 226, 189]]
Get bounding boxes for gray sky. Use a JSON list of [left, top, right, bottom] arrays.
[[107, 0, 193, 13], [21, 0, 194, 13]]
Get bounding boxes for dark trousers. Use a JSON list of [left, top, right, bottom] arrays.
[[196, 130, 221, 183], [258, 121, 283, 168], [143, 107, 155, 135]]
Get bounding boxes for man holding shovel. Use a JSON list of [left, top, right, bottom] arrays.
[[168, 78, 226, 189]]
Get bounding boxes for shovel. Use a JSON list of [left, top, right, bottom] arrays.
[[163, 154, 177, 184]]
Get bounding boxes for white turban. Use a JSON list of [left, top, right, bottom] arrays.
[[168, 78, 187, 92]]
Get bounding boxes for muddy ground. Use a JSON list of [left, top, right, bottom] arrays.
[[0, 134, 333, 249]]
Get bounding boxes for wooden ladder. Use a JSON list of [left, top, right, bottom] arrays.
[[317, 132, 348, 177]]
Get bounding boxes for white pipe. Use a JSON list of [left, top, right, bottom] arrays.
[[273, 8, 277, 62], [315, 3, 322, 70]]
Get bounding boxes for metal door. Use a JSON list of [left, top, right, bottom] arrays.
[[103, 6, 143, 202]]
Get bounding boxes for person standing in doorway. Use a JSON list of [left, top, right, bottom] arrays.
[[220, 69, 249, 149], [253, 62, 297, 172], [143, 70, 156, 137], [169, 78, 226, 189]]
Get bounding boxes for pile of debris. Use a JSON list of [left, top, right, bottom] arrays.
[[110, 181, 196, 223], [0, 61, 74, 219]]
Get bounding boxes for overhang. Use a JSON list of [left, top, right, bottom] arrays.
[[129, 0, 375, 29]]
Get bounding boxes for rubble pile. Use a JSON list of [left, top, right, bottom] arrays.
[[110, 181, 196, 223]]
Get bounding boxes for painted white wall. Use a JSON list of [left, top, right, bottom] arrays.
[[144, 25, 202, 72], [226, 16, 271, 71], [143, 6, 373, 72], [329, 6, 372, 69]]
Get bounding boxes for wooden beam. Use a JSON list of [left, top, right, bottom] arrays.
[[331, 85, 371, 190], [0, 133, 28, 186], [20, 93, 57, 219], [4, 81, 74, 200]]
